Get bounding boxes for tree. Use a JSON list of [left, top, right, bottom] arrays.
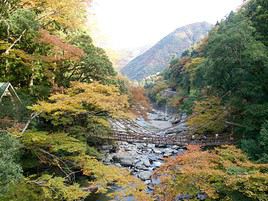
[[55, 33, 116, 86], [204, 12, 268, 160], [30, 81, 131, 124], [29, 81, 132, 141], [204, 13, 267, 102], [21, 0, 90, 30], [0, 132, 22, 195], [4, 131, 152, 201], [243, 0, 268, 46], [128, 85, 151, 119], [154, 145, 268, 201], [187, 96, 228, 135]]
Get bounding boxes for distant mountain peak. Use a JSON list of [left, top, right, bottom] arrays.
[[121, 22, 212, 81]]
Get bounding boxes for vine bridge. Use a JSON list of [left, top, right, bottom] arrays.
[[91, 119, 235, 147]]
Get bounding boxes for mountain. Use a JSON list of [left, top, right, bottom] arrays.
[[121, 22, 212, 80], [114, 46, 151, 70], [104, 45, 151, 71]]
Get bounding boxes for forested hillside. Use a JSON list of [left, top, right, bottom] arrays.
[[0, 0, 151, 200], [146, 0, 268, 162], [145, 1, 268, 200], [121, 22, 212, 81]]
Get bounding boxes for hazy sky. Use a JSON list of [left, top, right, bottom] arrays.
[[88, 0, 244, 50]]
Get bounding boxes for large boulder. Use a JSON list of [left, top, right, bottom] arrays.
[[112, 153, 135, 167]]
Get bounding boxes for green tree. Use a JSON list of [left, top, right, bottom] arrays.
[[55, 33, 116, 86], [204, 12, 268, 160], [0, 132, 22, 194], [244, 0, 268, 46]]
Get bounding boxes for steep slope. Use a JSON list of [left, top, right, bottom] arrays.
[[121, 22, 212, 80], [112, 45, 151, 70]]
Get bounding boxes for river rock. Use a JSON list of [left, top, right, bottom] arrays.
[[163, 148, 173, 156], [197, 193, 208, 200], [112, 153, 135, 167], [155, 144, 167, 148], [145, 180, 151, 185], [172, 145, 180, 149], [178, 148, 185, 154], [135, 161, 146, 169], [152, 161, 162, 168], [148, 155, 159, 162], [151, 176, 161, 185], [103, 155, 113, 164], [147, 144, 155, 148], [114, 163, 121, 167], [172, 150, 179, 154], [120, 157, 134, 167], [101, 145, 114, 151], [153, 148, 162, 154], [141, 158, 151, 167], [165, 123, 187, 134], [138, 171, 152, 181], [124, 146, 134, 151]]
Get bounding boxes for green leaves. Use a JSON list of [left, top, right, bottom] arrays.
[[0, 132, 22, 194], [9, 9, 39, 35], [22, 131, 88, 155]]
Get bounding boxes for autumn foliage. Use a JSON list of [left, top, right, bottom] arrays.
[[187, 96, 228, 135], [129, 85, 151, 119], [153, 145, 268, 201], [38, 29, 85, 62], [30, 81, 132, 126], [21, 0, 90, 29]]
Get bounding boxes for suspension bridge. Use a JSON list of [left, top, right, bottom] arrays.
[[91, 119, 235, 146]]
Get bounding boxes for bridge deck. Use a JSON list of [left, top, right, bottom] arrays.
[[92, 130, 234, 146]]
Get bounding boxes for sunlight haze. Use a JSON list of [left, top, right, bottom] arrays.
[[88, 0, 244, 50]]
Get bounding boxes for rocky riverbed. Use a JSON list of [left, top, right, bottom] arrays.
[[101, 142, 185, 191], [100, 109, 188, 192]]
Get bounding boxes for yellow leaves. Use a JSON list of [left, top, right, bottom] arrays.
[[0, 40, 34, 62], [187, 96, 228, 135], [29, 81, 132, 125], [73, 154, 152, 200], [185, 57, 205, 74], [22, 131, 88, 154], [90, 116, 110, 127], [33, 174, 89, 201], [21, 131, 152, 200], [21, 0, 90, 30], [151, 81, 169, 95]]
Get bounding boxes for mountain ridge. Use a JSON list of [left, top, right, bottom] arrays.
[[121, 22, 213, 80]]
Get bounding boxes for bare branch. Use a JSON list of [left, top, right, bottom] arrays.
[[4, 29, 26, 54]]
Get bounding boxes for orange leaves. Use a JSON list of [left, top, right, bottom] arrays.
[[38, 29, 85, 62], [153, 145, 268, 201], [128, 85, 151, 119], [187, 144, 201, 152]]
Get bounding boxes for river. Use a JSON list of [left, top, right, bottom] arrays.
[[90, 109, 188, 200]]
